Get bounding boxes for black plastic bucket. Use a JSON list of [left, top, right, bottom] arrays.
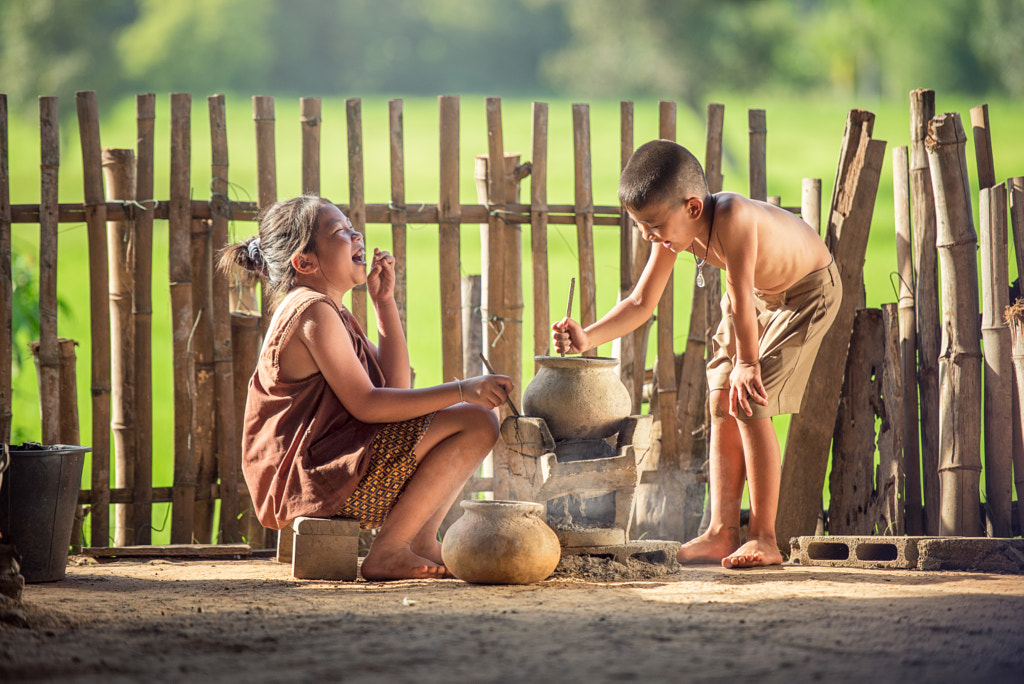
[[0, 443, 90, 582]]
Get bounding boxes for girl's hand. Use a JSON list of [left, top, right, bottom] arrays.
[[728, 361, 768, 417], [366, 248, 395, 302], [460, 374, 514, 409], [552, 318, 588, 355]]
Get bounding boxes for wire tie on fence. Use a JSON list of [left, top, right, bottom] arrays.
[[484, 314, 523, 348], [387, 201, 406, 212]]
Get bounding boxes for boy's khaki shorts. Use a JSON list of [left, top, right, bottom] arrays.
[[706, 260, 842, 420]]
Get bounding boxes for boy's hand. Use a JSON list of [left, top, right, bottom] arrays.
[[552, 318, 588, 355], [366, 248, 395, 302], [729, 361, 768, 417], [462, 375, 514, 409]]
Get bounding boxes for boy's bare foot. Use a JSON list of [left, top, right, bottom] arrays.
[[360, 545, 452, 581], [721, 537, 783, 569], [676, 528, 740, 564]]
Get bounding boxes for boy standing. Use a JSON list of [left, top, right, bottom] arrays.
[[553, 140, 841, 568]]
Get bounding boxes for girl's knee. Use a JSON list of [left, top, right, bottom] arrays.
[[460, 403, 500, 442]]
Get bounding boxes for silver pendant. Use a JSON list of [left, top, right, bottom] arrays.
[[695, 262, 706, 288]]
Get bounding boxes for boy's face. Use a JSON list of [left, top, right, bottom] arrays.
[[628, 198, 699, 253]]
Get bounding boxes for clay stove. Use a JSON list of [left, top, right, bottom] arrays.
[[500, 356, 680, 568]]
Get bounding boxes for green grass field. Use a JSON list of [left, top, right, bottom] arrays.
[[7, 91, 1023, 544]]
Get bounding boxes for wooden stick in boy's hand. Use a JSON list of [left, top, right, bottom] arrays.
[[479, 353, 520, 417], [562, 277, 575, 357]]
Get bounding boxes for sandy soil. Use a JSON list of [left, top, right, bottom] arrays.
[[1, 555, 1023, 683]]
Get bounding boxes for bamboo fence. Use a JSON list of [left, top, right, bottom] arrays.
[[0, 90, 1020, 550]]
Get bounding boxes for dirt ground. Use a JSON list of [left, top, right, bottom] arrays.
[[1, 554, 1023, 683]]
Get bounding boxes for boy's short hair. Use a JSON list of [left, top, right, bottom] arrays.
[[618, 140, 709, 210]]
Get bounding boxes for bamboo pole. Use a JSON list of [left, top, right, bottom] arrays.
[[438, 96, 463, 388], [209, 94, 239, 544], [654, 101, 678, 466], [926, 112, 982, 537], [38, 97, 61, 446], [190, 217, 217, 543], [910, 89, 941, 535], [0, 94, 10, 444], [346, 98, 367, 329], [748, 109, 767, 202], [461, 275, 483, 379], [253, 95, 276, 339], [76, 91, 112, 548], [169, 93, 196, 544], [893, 146, 923, 534], [878, 303, 905, 536], [102, 148, 136, 547], [389, 99, 408, 332], [1006, 297, 1024, 538], [132, 94, 155, 545], [573, 103, 597, 357], [980, 183, 1013, 537], [300, 97, 321, 197], [1010, 177, 1024, 537], [531, 102, 550, 367], [801, 178, 822, 236], [777, 110, 886, 550], [969, 104, 996, 191]]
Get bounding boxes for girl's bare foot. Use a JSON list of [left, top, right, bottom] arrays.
[[411, 537, 445, 567], [676, 527, 740, 564], [721, 537, 783, 569], [360, 544, 450, 581]]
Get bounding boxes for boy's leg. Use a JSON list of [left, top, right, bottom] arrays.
[[677, 389, 745, 563], [361, 404, 498, 581], [722, 415, 784, 569]]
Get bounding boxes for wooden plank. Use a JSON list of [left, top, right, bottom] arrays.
[[531, 101, 550, 367], [927, 112, 982, 537], [438, 96, 463, 387], [38, 97, 61, 445], [389, 99, 408, 332], [300, 97, 321, 196], [169, 93, 196, 544], [252, 95, 276, 338], [76, 91, 113, 549], [777, 111, 885, 551], [132, 93, 155, 546], [346, 98, 367, 329], [572, 104, 597, 345], [980, 183, 1013, 537], [878, 303, 905, 536], [909, 89, 941, 535], [82, 543, 252, 559], [102, 148, 136, 547], [0, 94, 11, 444], [748, 109, 767, 201], [892, 146, 923, 535]]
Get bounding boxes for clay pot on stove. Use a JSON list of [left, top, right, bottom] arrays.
[[522, 356, 632, 441], [441, 500, 560, 584]]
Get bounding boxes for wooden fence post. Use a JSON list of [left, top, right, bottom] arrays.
[[346, 98, 367, 329], [253, 95, 276, 338], [169, 93, 196, 544], [132, 94, 155, 545], [748, 109, 767, 202], [1010, 176, 1024, 537], [438, 96, 463, 388], [389, 99, 408, 333], [653, 100, 678, 466], [209, 94, 240, 544], [38, 97, 61, 446], [0, 94, 11, 444], [102, 147, 136, 547], [300, 97, 321, 197], [76, 91, 113, 548], [622, 101, 652, 414], [57, 338, 83, 551], [926, 112, 982, 537], [777, 110, 885, 551], [531, 101, 550, 367], [878, 303, 905, 536], [909, 89, 941, 535], [802, 178, 822, 236], [893, 146, 923, 534], [980, 183, 1013, 537], [190, 216, 217, 543], [572, 103, 597, 361]]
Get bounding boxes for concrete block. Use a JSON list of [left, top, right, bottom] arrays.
[[791, 535, 931, 570], [276, 524, 295, 564], [562, 539, 681, 568], [290, 516, 360, 581], [917, 537, 1024, 575]]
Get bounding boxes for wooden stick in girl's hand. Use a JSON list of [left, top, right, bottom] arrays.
[[562, 277, 575, 357]]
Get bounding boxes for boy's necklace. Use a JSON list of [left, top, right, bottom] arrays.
[[691, 198, 715, 288]]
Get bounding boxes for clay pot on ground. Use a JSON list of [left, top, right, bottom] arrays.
[[521, 356, 632, 441], [441, 500, 560, 584]]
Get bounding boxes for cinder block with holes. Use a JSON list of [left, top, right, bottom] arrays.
[[790, 535, 934, 570], [276, 516, 360, 580]]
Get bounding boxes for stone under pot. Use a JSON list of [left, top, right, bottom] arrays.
[[441, 500, 561, 584], [522, 356, 632, 441]]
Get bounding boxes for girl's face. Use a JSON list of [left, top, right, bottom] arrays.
[[307, 203, 366, 291]]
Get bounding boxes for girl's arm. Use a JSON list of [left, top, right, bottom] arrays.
[[296, 300, 512, 423], [366, 248, 411, 388]]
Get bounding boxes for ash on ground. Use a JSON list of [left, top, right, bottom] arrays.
[[554, 553, 680, 581]]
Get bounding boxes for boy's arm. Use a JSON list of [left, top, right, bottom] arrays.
[[554, 244, 676, 354]]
